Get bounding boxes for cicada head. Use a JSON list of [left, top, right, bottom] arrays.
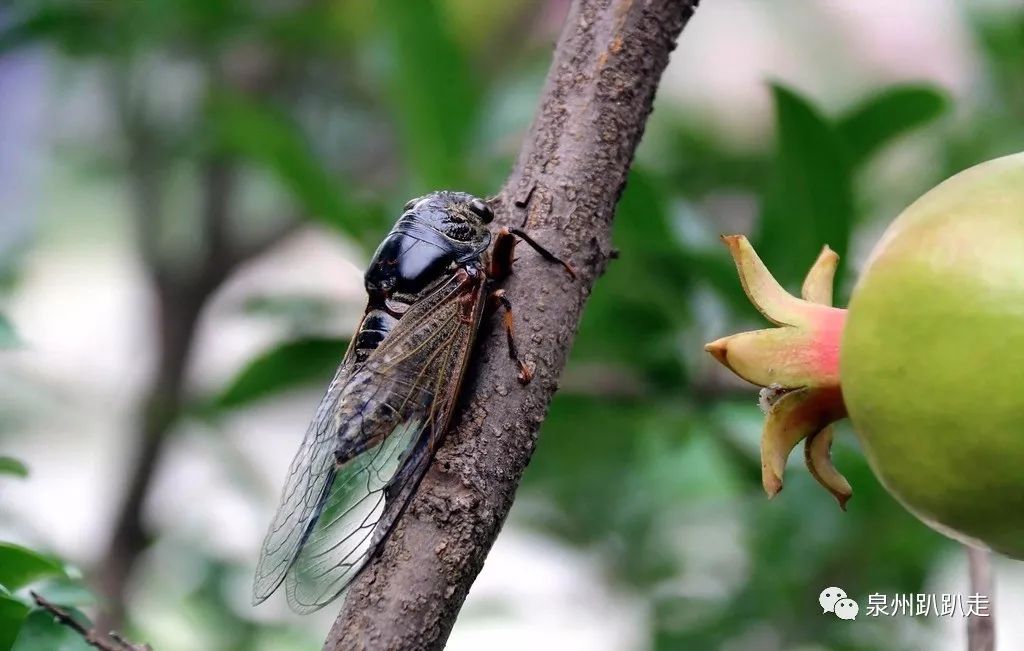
[[403, 191, 493, 247]]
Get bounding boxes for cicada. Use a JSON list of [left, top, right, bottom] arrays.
[[252, 191, 573, 613]]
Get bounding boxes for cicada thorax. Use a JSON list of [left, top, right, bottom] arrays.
[[350, 191, 494, 365]]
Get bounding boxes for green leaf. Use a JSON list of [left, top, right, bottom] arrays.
[[0, 315, 18, 349], [0, 544, 66, 593], [1, 0, 251, 58], [0, 594, 30, 651], [652, 116, 769, 196], [837, 85, 948, 169], [0, 458, 27, 479], [211, 337, 350, 410], [11, 608, 92, 651], [970, 11, 1024, 109], [376, 0, 480, 188], [756, 84, 854, 289], [0, 5, 98, 55], [207, 95, 385, 244]]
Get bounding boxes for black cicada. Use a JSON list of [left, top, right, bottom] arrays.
[[252, 190, 572, 613]]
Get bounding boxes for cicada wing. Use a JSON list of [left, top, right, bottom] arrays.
[[252, 362, 352, 605], [283, 418, 427, 612], [253, 271, 486, 613]]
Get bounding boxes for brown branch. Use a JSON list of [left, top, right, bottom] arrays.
[[324, 0, 700, 648], [966, 546, 995, 651], [31, 592, 152, 651]]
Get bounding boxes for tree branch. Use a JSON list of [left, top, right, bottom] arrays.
[[96, 87, 296, 628], [325, 1, 700, 648], [966, 546, 995, 651], [31, 592, 152, 651], [96, 148, 234, 630]]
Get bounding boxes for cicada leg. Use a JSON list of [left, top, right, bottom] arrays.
[[488, 288, 533, 385], [485, 227, 574, 384], [488, 227, 576, 281]]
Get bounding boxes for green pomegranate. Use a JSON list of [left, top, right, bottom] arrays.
[[705, 152, 1024, 559]]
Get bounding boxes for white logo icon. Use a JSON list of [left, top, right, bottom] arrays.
[[834, 598, 859, 620], [819, 587, 847, 613], [820, 587, 859, 621]]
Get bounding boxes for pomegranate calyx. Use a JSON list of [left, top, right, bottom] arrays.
[[705, 235, 853, 508]]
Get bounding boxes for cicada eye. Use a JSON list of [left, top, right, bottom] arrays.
[[468, 198, 494, 223]]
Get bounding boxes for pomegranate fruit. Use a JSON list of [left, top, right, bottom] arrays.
[[705, 152, 1024, 559]]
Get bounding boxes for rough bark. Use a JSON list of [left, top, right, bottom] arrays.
[[325, 0, 700, 648]]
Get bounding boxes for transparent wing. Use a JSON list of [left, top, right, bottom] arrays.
[[251, 360, 353, 604], [284, 417, 426, 612], [252, 271, 485, 612]]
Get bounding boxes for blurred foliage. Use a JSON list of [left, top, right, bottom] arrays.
[[0, 458, 27, 479], [10, 609, 93, 651], [0, 542, 66, 591], [0, 469, 97, 651], [210, 336, 349, 411], [757, 84, 855, 289], [3, 1, 1024, 651], [836, 85, 949, 170], [0, 315, 16, 349]]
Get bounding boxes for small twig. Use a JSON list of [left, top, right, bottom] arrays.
[[110, 631, 151, 651], [30, 592, 152, 651], [966, 546, 995, 651]]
